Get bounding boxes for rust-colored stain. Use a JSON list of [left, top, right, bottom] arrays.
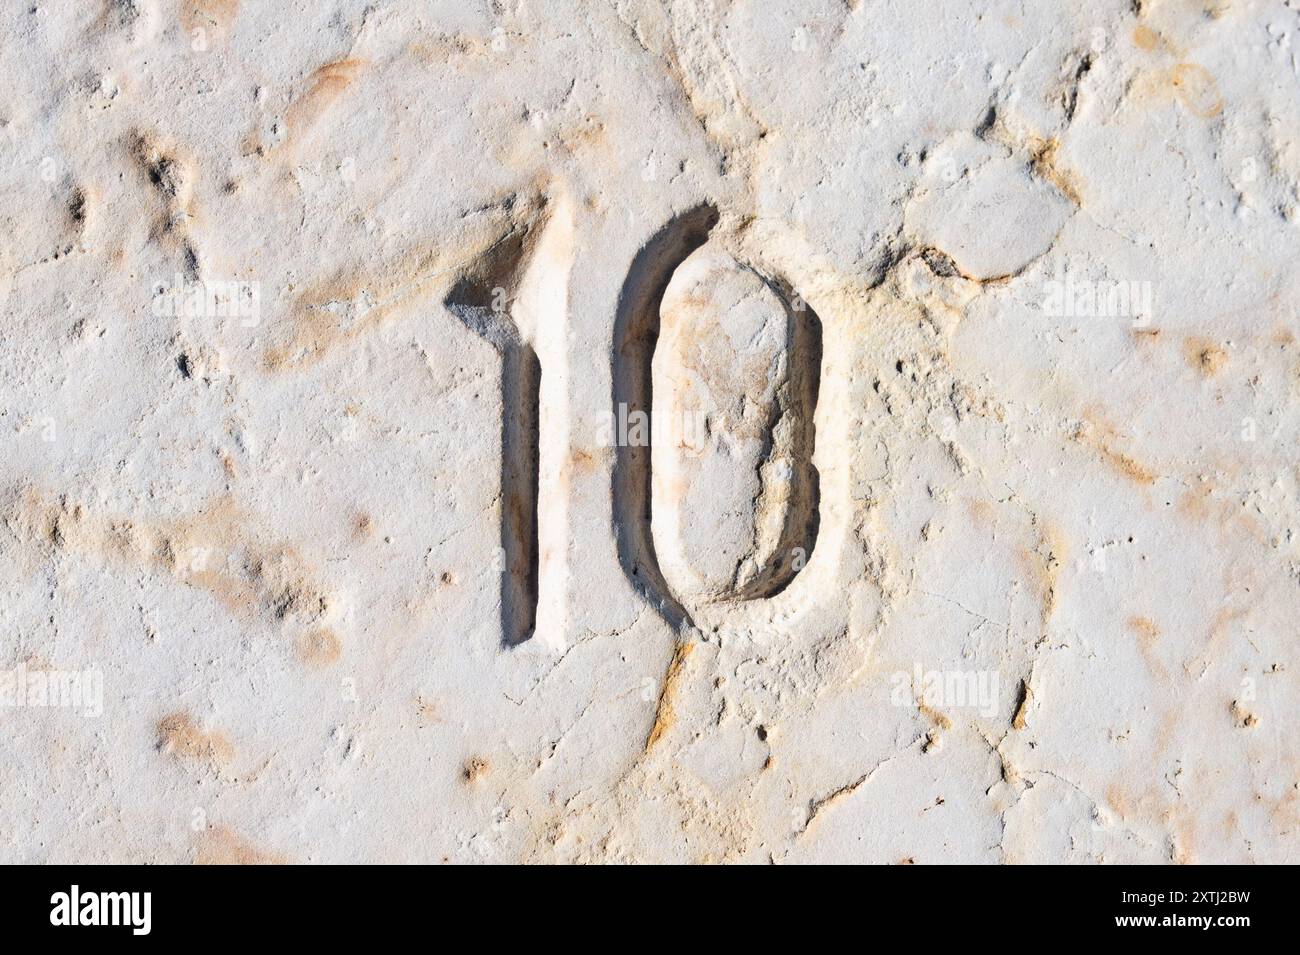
[[1105, 783, 1131, 822], [1135, 62, 1223, 119], [157, 712, 235, 768], [1168, 64, 1223, 119], [919, 703, 953, 731], [196, 826, 287, 865], [462, 756, 490, 783], [1132, 26, 1162, 52], [1183, 337, 1228, 376], [1230, 699, 1260, 728], [1127, 22, 1224, 122], [645, 641, 695, 753], [415, 695, 441, 727], [919, 701, 951, 752], [1029, 137, 1082, 206], [569, 448, 601, 473], [1072, 414, 1158, 486], [505, 491, 529, 578], [1017, 519, 1066, 631], [966, 496, 995, 528], [278, 58, 366, 156], [1127, 615, 1167, 679], [1102, 446, 1157, 487]]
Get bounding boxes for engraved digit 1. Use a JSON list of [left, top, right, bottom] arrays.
[[444, 196, 572, 647]]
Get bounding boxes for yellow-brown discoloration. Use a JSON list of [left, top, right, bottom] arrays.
[[1164, 807, 1197, 864], [1072, 414, 1158, 486], [1132, 25, 1163, 52], [129, 130, 202, 270], [966, 497, 995, 528], [1183, 337, 1228, 376], [180, 0, 240, 38], [277, 58, 366, 156], [1029, 137, 1083, 206], [919, 703, 952, 730], [645, 641, 695, 753], [1127, 615, 1166, 678], [415, 696, 441, 726], [195, 826, 287, 865], [919, 702, 951, 751], [1177, 482, 1267, 548], [7, 489, 337, 664], [1230, 699, 1260, 728], [294, 628, 342, 668], [1134, 61, 1224, 119], [1168, 63, 1223, 119], [1018, 519, 1066, 631], [157, 712, 235, 768]]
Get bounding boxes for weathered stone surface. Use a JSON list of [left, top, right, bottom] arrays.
[[0, 0, 1297, 865]]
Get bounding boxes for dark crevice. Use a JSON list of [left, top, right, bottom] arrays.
[[732, 283, 822, 601], [444, 221, 540, 646], [499, 344, 540, 645], [611, 203, 719, 630]]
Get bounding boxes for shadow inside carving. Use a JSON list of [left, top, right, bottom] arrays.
[[730, 284, 821, 601], [611, 204, 718, 630], [445, 227, 540, 646]]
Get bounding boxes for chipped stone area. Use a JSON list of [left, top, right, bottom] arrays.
[[1, 1, 1297, 864]]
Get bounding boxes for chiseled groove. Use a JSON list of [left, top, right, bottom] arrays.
[[443, 216, 543, 646], [611, 203, 719, 629], [731, 281, 822, 601]]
